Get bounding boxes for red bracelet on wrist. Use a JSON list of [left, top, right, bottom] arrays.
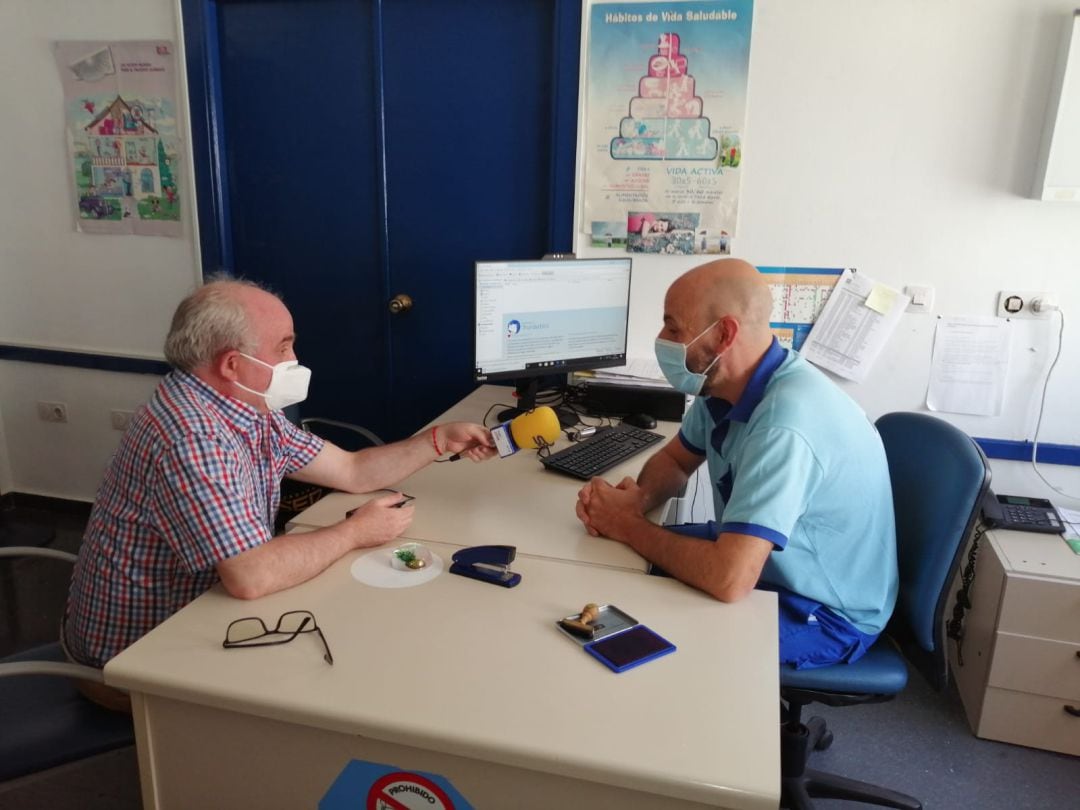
[[431, 426, 443, 456]]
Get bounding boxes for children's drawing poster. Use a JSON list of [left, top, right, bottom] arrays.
[[53, 41, 183, 237], [582, 2, 753, 255]]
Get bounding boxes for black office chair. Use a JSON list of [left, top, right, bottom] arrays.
[[0, 514, 56, 651], [0, 546, 134, 784], [779, 412, 991, 809], [300, 417, 384, 451], [276, 417, 385, 531]]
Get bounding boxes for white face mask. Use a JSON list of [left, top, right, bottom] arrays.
[[233, 353, 311, 411]]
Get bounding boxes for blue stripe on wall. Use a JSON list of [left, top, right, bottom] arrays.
[[7, 345, 1079, 467], [973, 437, 1080, 467], [0, 345, 169, 376]]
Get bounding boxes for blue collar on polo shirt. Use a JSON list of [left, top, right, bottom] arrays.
[[725, 337, 788, 423], [698, 337, 787, 456]]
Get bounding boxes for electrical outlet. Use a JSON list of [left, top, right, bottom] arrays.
[[37, 401, 68, 423], [904, 285, 935, 313], [110, 409, 135, 431], [996, 290, 1056, 319]]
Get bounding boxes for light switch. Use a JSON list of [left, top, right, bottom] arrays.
[[904, 285, 935, 313]]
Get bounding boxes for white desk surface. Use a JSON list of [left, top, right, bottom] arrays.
[[106, 540, 780, 809], [288, 385, 683, 573], [989, 528, 1080, 582]]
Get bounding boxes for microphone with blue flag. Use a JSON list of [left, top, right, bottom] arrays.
[[490, 406, 561, 458]]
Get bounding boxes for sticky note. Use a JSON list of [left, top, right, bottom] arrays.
[[865, 284, 897, 315]]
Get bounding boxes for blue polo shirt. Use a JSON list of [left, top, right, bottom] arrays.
[[679, 339, 898, 636]]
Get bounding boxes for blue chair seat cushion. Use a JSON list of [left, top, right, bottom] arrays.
[[0, 642, 134, 783], [781, 638, 909, 697]]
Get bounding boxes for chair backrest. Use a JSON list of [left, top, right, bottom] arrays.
[[875, 412, 990, 690], [0, 547, 134, 783], [299, 417, 384, 449], [277, 416, 386, 531]]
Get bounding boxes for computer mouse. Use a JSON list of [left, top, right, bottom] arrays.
[[623, 412, 657, 430]]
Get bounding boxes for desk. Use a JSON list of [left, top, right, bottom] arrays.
[[288, 385, 684, 573], [948, 459, 1080, 755], [105, 540, 780, 809], [106, 385, 779, 808]]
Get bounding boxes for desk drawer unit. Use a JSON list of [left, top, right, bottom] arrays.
[[997, 576, 1080, 643], [952, 531, 1080, 756], [978, 688, 1080, 756], [987, 634, 1080, 701]]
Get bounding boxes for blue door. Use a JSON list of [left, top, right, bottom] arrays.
[[182, 0, 580, 439]]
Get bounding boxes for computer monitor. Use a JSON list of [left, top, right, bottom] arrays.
[[474, 257, 632, 422]]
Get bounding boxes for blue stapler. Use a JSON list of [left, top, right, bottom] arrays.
[[449, 545, 522, 588]]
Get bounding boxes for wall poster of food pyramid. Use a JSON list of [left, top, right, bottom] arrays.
[[582, 1, 753, 256]]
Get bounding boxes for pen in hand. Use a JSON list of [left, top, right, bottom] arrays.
[[346, 493, 415, 518]]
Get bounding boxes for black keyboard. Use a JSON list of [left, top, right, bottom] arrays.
[[541, 424, 664, 479]]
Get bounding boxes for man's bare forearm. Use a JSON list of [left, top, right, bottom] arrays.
[[291, 434, 435, 496], [216, 524, 359, 600], [636, 448, 691, 512], [340, 433, 434, 492], [621, 520, 768, 603]]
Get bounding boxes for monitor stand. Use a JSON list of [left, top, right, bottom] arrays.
[[496, 378, 578, 429]]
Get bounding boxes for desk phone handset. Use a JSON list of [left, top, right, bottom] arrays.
[[981, 491, 1063, 534]]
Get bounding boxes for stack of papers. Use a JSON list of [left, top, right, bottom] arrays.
[[1058, 506, 1080, 555], [572, 356, 671, 389]]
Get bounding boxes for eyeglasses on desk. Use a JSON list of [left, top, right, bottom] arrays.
[[222, 609, 333, 665]]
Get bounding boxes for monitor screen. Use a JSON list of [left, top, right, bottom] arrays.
[[473, 257, 632, 383]]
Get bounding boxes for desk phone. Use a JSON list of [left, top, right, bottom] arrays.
[[981, 492, 1063, 534]]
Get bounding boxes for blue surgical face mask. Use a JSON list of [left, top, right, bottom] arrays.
[[654, 321, 721, 396]]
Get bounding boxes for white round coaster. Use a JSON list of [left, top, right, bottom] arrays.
[[350, 545, 444, 588]]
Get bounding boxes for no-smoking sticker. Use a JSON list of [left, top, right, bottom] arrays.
[[367, 771, 456, 810], [321, 760, 474, 810]]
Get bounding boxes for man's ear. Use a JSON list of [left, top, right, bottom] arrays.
[[216, 350, 242, 382], [714, 315, 739, 354]]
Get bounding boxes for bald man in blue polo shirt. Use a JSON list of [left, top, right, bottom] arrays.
[[576, 259, 898, 670]]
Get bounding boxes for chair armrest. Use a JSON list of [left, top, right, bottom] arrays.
[[0, 545, 77, 564], [0, 660, 105, 683], [0, 546, 93, 680], [301, 417, 384, 446], [0, 546, 111, 690]]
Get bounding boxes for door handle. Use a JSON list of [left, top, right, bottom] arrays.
[[388, 293, 413, 314]]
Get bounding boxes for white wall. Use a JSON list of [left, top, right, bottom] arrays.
[[576, 0, 1080, 452], [1, 364, 162, 500], [4, 0, 1080, 500], [0, 0, 200, 499]]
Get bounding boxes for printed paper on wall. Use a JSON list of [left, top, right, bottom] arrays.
[[54, 41, 184, 237]]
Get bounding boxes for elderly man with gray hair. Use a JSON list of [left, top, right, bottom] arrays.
[[65, 277, 494, 703]]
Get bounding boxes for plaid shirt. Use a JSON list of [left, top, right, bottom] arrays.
[[64, 371, 324, 667]]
